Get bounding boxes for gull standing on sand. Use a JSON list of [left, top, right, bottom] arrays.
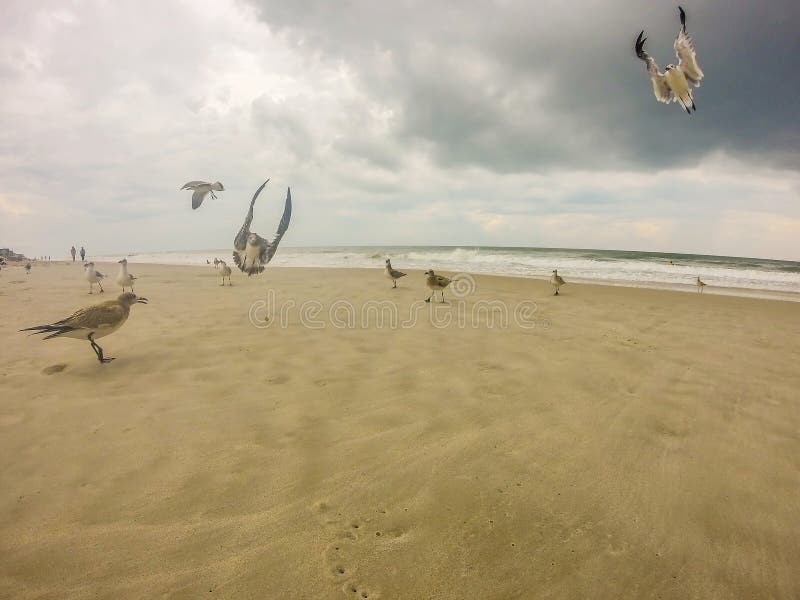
[[21, 292, 148, 364], [696, 276, 707, 294], [424, 270, 452, 303], [116, 258, 137, 292], [218, 260, 233, 286], [233, 180, 292, 276], [385, 258, 407, 288], [85, 262, 105, 294], [635, 7, 704, 114], [550, 269, 566, 295], [181, 181, 225, 210], [25, 262, 32, 275]]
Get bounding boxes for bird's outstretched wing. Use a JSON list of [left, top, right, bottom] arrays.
[[674, 7, 704, 86], [264, 187, 292, 265], [181, 181, 208, 190], [192, 188, 210, 210], [635, 31, 673, 103], [233, 179, 270, 252]]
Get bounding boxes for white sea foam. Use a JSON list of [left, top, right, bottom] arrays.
[[93, 246, 800, 300]]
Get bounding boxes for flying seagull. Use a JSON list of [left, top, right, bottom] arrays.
[[635, 6, 704, 114], [21, 292, 148, 364], [181, 181, 225, 210], [233, 179, 292, 276], [385, 258, 407, 288]]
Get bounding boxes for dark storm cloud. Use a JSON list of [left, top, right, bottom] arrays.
[[247, 0, 800, 172]]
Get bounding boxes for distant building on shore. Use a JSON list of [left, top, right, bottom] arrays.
[[0, 248, 27, 261]]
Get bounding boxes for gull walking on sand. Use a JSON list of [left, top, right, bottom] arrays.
[[181, 181, 225, 210], [233, 180, 292, 276], [424, 270, 452, 303], [21, 292, 148, 364], [550, 269, 566, 295], [116, 258, 137, 292], [385, 258, 407, 288], [635, 6, 704, 114], [218, 260, 232, 286], [696, 276, 706, 294], [25, 262, 32, 275], [85, 262, 105, 294]]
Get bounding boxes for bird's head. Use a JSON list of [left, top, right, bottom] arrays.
[[552, 269, 558, 274], [247, 233, 259, 244], [118, 292, 148, 306], [665, 64, 676, 71], [385, 258, 391, 265], [215, 182, 224, 190], [86, 262, 95, 268], [117, 258, 128, 265], [425, 269, 434, 276]]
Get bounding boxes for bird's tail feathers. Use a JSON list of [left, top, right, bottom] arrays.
[[21, 324, 76, 339]]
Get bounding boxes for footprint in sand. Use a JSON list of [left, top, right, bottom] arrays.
[[314, 501, 411, 598], [42, 363, 67, 375]]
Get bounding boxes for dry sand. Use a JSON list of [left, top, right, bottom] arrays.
[[1, 261, 799, 599]]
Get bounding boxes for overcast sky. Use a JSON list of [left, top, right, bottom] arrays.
[[1, 0, 798, 260]]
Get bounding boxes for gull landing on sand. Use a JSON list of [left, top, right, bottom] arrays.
[[21, 292, 148, 364], [85, 262, 105, 294], [116, 258, 136, 292], [696, 276, 707, 294], [385, 258, 407, 288], [635, 6, 704, 114], [181, 181, 225, 210], [233, 180, 292, 276], [550, 270, 566, 295]]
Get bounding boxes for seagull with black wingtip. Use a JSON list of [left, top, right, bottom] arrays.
[[385, 258, 407, 288]]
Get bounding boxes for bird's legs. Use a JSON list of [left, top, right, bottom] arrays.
[[88, 333, 114, 364], [89, 283, 93, 294], [393, 280, 397, 288], [425, 292, 433, 303], [98, 282, 104, 293], [440, 291, 445, 303]]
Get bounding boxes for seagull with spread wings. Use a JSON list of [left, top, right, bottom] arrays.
[[232, 179, 292, 276], [635, 6, 704, 114], [181, 181, 225, 210]]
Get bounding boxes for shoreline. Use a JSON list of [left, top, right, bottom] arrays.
[[12, 260, 800, 303]]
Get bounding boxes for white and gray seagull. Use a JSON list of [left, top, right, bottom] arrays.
[[233, 179, 292, 276], [635, 6, 704, 115], [385, 258, 407, 288], [181, 181, 225, 210]]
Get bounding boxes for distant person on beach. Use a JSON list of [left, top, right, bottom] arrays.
[[80, 246, 86, 262], [70, 246, 76, 261]]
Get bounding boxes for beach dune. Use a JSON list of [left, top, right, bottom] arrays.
[[1, 262, 799, 599]]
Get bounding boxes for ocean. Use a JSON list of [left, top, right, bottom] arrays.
[[93, 246, 800, 301]]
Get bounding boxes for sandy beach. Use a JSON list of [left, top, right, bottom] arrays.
[[1, 261, 799, 599]]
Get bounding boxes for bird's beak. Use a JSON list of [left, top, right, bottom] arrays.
[[136, 297, 148, 304]]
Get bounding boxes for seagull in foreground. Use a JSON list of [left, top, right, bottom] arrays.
[[635, 6, 704, 114], [233, 179, 292, 276], [424, 270, 452, 303], [85, 262, 105, 294], [218, 260, 232, 286], [116, 258, 137, 292], [21, 292, 148, 364], [181, 181, 225, 210], [385, 258, 407, 288], [25, 262, 32, 275], [550, 269, 566, 295], [696, 276, 706, 294]]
